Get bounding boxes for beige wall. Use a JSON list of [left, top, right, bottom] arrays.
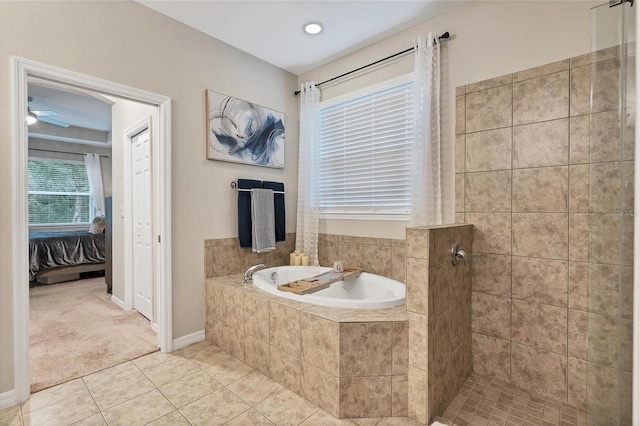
[[0, 0, 298, 394], [300, 0, 600, 240]]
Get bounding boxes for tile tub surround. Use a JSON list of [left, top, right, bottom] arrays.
[[405, 224, 474, 424], [205, 233, 296, 278], [205, 274, 409, 418], [456, 50, 634, 420], [318, 234, 407, 283], [205, 233, 407, 283]]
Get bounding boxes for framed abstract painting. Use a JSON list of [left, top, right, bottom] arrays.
[[206, 90, 285, 168]]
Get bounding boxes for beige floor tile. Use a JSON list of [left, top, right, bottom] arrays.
[[179, 388, 250, 425], [186, 344, 233, 368], [300, 409, 357, 425], [83, 362, 140, 391], [22, 389, 99, 426], [141, 356, 200, 387], [350, 418, 381, 426], [101, 389, 174, 426], [255, 388, 319, 425], [227, 371, 283, 406], [173, 340, 212, 358], [146, 410, 191, 425], [203, 358, 253, 385], [132, 351, 181, 370], [88, 370, 155, 411], [226, 408, 276, 425], [376, 417, 423, 425], [70, 413, 107, 425], [23, 378, 88, 412], [158, 370, 223, 408], [0, 404, 23, 426]]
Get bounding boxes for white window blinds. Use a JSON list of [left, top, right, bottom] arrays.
[[318, 79, 414, 215], [28, 159, 92, 225]]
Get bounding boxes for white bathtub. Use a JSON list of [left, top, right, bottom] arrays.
[[251, 266, 406, 309]]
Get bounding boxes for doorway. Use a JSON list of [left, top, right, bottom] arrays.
[[12, 57, 173, 403]]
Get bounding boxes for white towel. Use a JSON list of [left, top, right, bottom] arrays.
[[251, 188, 276, 253]]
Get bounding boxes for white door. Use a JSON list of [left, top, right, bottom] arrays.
[[132, 128, 153, 320]]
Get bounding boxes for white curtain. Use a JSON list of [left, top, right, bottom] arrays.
[[84, 153, 105, 217], [296, 82, 321, 266], [410, 33, 442, 226]]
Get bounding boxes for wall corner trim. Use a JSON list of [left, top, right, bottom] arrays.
[[0, 389, 17, 411], [172, 330, 205, 350]]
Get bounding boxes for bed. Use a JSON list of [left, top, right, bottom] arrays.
[[29, 230, 106, 284]]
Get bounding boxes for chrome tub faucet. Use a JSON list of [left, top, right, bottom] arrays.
[[243, 264, 267, 283]]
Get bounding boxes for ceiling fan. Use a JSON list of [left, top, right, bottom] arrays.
[[27, 96, 70, 128]]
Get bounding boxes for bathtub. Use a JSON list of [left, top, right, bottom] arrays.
[[251, 266, 405, 309]]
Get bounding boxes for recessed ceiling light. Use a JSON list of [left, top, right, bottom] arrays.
[[304, 22, 323, 35]]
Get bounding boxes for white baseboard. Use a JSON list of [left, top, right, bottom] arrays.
[[110, 294, 126, 310], [0, 389, 17, 411], [172, 330, 205, 350]]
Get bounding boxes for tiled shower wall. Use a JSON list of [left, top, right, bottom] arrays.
[[406, 225, 473, 424], [455, 49, 634, 421]]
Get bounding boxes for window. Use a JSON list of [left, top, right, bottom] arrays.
[[318, 76, 414, 218], [28, 158, 92, 225]]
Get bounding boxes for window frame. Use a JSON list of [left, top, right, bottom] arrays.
[[318, 73, 414, 221], [27, 156, 94, 228]]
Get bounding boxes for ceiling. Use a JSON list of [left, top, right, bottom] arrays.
[[28, 80, 113, 146], [137, 0, 465, 75], [26, 1, 463, 147]]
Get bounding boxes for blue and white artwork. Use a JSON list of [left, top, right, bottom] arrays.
[[207, 90, 285, 168]]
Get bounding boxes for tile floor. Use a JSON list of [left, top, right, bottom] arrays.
[[0, 340, 615, 426], [440, 373, 612, 426], [0, 340, 422, 426]]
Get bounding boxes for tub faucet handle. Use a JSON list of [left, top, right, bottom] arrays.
[[450, 242, 467, 266]]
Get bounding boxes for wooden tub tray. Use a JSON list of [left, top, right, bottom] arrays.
[[277, 267, 362, 295]]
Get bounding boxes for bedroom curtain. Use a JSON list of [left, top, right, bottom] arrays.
[[295, 82, 321, 266], [410, 33, 443, 226], [84, 153, 105, 217]]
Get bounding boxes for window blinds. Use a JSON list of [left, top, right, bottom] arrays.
[[318, 80, 414, 215], [28, 159, 91, 224]]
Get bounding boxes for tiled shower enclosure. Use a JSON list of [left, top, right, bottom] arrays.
[[455, 45, 634, 422]]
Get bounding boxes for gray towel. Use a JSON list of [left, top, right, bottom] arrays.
[[251, 188, 276, 253]]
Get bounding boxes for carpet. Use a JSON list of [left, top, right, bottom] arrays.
[[29, 277, 158, 393]]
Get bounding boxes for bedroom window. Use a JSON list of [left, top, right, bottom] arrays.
[[318, 74, 414, 219], [28, 158, 92, 225]]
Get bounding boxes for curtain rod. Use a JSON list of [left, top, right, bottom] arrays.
[[294, 32, 450, 96], [29, 147, 110, 158]]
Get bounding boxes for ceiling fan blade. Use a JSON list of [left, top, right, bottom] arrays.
[[31, 110, 58, 117], [37, 116, 70, 128]]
